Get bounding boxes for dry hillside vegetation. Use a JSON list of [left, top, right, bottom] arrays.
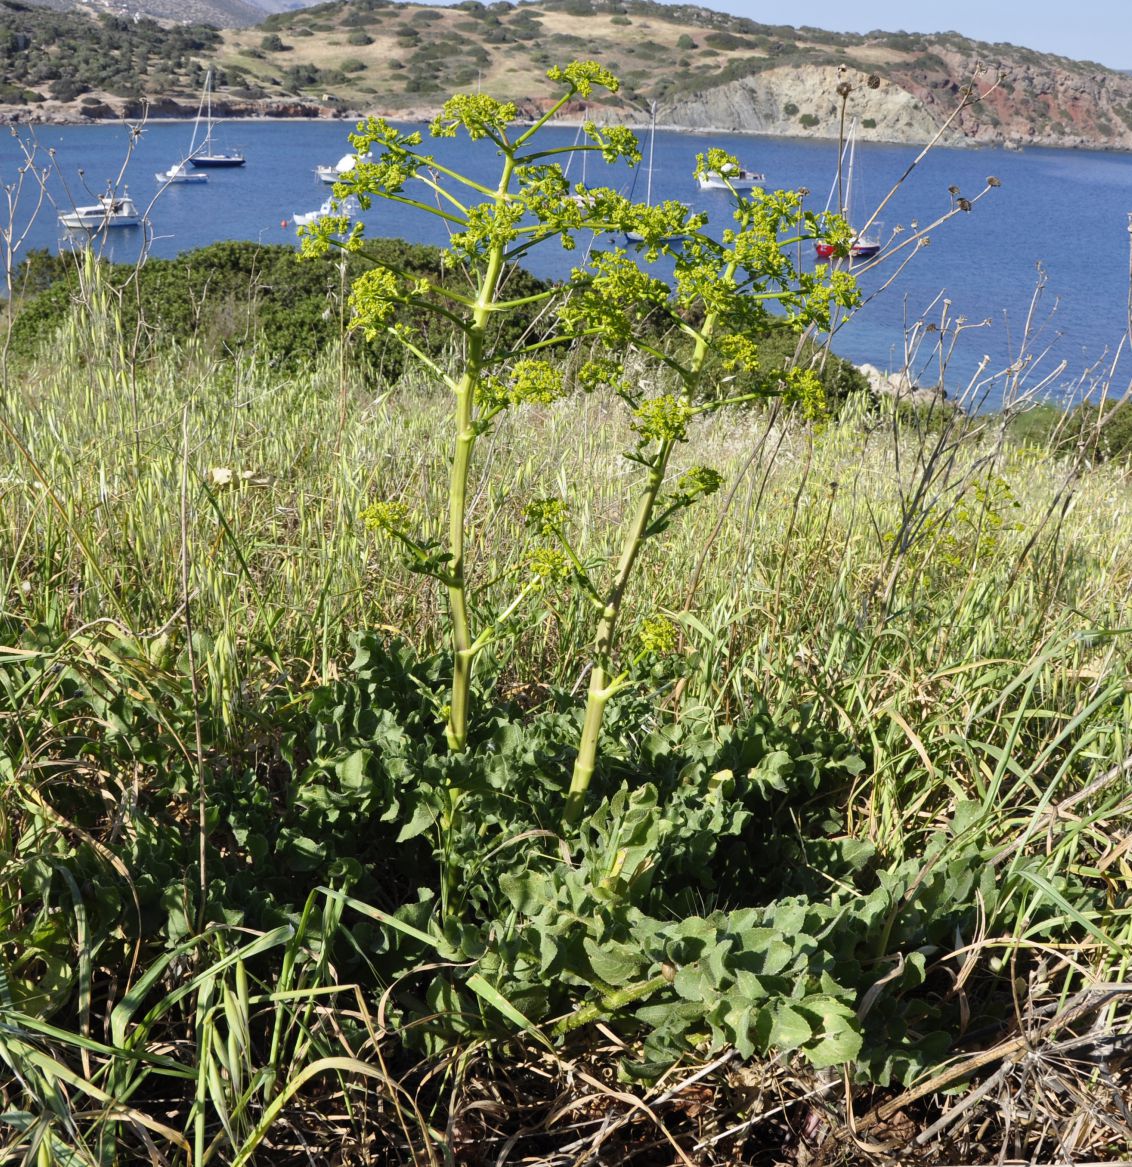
[[4, 0, 1132, 148]]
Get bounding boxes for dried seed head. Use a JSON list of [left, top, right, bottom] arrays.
[[836, 81, 853, 98], [957, 197, 972, 212], [987, 175, 1001, 187], [948, 184, 961, 196], [867, 73, 881, 89]]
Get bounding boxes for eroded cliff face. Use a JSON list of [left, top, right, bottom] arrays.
[[663, 54, 1132, 149], [886, 46, 1132, 149], [663, 66, 943, 143]]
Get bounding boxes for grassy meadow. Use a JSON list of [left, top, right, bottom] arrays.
[[3, 77, 1132, 1163], [2, 299, 1131, 1162]]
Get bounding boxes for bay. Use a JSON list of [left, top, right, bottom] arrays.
[[3, 117, 1131, 411]]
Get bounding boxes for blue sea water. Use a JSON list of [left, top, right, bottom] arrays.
[[3, 117, 1131, 410]]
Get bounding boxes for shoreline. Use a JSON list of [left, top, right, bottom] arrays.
[[5, 111, 1127, 153], [2, 107, 1130, 154]]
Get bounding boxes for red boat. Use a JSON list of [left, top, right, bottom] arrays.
[[814, 236, 880, 261], [814, 120, 879, 261]]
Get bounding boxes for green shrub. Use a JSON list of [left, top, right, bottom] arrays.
[[52, 77, 90, 101], [704, 31, 755, 51], [7, 239, 552, 379], [800, 112, 819, 128], [347, 30, 374, 45], [1063, 400, 1132, 462]]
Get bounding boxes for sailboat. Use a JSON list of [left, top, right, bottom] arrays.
[[625, 101, 689, 244], [188, 69, 245, 169], [814, 119, 879, 261], [563, 121, 591, 207]]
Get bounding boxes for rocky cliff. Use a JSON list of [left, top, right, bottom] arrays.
[[663, 67, 943, 143], [663, 52, 1132, 150]]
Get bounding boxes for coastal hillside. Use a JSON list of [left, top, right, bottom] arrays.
[[3, 0, 1132, 150], [7, 0, 312, 28]]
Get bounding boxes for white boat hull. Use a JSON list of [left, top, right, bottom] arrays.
[[293, 196, 359, 227], [697, 169, 765, 191], [59, 195, 141, 230], [156, 163, 207, 185], [315, 153, 368, 184]]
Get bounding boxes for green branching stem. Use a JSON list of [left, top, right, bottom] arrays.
[[399, 295, 473, 332], [364, 263, 479, 311], [365, 191, 469, 227], [416, 162, 497, 200], [693, 390, 768, 414], [546, 527, 601, 603], [486, 331, 583, 365], [445, 152, 517, 752], [513, 86, 586, 149], [563, 255, 739, 826], [490, 288, 565, 312], [519, 144, 608, 165], [383, 327, 459, 391], [563, 449, 669, 825]]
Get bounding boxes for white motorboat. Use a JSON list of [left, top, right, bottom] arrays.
[[292, 196, 359, 228], [155, 160, 208, 185], [315, 152, 370, 183], [58, 192, 141, 230], [696, 164, 765, 191]]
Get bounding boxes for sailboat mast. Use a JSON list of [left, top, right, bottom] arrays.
[[203, 68, 214, 151], [645, 100, 656, 206], [188, 69, 208, 156]]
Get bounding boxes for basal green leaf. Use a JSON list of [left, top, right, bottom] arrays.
[[584, 937, 645, 986], [336, 748, 371, 789], [396, 799, 438, 843], [804, 1018, 863, 1068], [768, 1003, 812, 1052]]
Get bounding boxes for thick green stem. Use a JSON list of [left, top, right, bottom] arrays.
[[551, 972, 672, 1036], [445, 384, 476, 751], [564, 452, 669, 824], [564, 250, 742, 823], [444, 154, 515, 752]]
